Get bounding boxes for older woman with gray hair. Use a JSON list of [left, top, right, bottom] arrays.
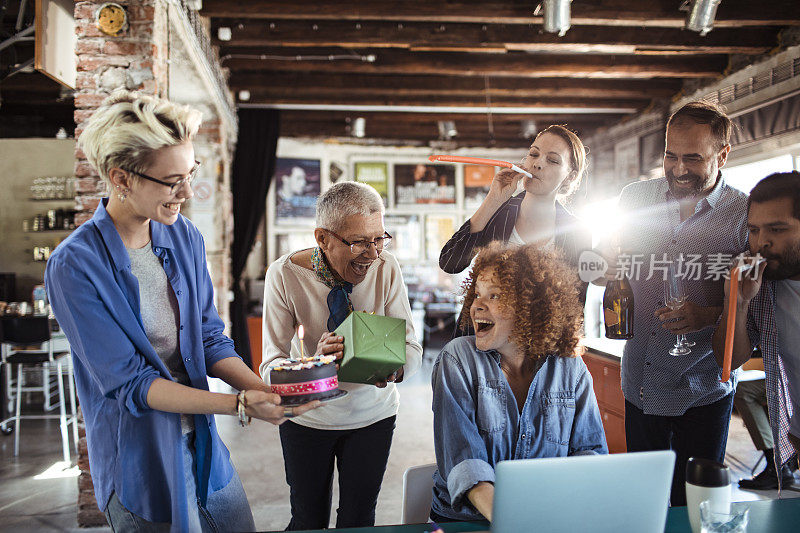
[[261, 181, 422, 530]]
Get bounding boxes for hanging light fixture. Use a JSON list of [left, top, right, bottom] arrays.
[[521, 120, 538, 139], [352, 117, 366, 138], [541, 0, 571, 37], [217, 27, 232, 41], [438, 120, 457, 140], [685, 0, 721, 36]]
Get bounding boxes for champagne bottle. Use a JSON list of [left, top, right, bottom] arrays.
[[603, 261, 634, 340]]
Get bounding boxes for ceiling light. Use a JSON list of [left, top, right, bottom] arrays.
[[438, 120, 457, 139], [238, 90, 250, 101], [542, 0, 571, 37], [352, 117, 366, 138], [685, 0, 721, 36], [217, 27, 232, 41], [521, 120, 538, 139]]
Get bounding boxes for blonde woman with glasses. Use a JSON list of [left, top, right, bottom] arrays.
[[45, 90, 318, 532]]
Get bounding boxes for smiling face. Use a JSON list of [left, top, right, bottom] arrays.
[[519, 132, 577, 197], [663, 121, 730, 200], [122, 141, 196, 225], [748, 197, 800, 280], [316, 212, 385, 285], [470, 270, 517, 356]]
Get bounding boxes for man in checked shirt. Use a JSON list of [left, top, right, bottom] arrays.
[[713, 171, 800, 491], [595, 101, 749, 505]]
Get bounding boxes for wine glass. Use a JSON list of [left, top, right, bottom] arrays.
[[665, 259, 691, 356]]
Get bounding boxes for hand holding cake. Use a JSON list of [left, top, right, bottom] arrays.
[[240, 389, 321, 425]]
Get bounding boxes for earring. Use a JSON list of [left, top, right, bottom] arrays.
[[115, 185, 128, 203]]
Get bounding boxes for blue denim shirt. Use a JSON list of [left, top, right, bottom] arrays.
[[45, 199, 238, 530], [431, 336, 608, 521]]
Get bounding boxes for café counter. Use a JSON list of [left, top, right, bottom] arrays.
[[581, 337, 627, 453]]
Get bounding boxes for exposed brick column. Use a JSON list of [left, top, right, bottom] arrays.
[[73, 2, 169, 526], [73, 0, 169, 225]]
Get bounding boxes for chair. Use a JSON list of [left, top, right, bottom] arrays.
[[401, 463, 437, 524], [0, 316, 78, 462]]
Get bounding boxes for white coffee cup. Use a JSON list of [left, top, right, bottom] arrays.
[[685, 457, 730, 533]]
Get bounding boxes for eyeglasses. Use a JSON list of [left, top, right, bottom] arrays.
[[122, 161, 202, 194], [326, 230, 392, 255]]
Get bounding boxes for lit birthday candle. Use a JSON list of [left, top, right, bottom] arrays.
[[298, 324, 306, 360]]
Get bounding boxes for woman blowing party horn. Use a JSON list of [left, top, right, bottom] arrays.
[[439, 125, 591, 324]]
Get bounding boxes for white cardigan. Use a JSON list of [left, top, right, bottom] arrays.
[[260, 250, 423, 430]]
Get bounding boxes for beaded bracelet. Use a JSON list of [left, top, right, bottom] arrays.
[[236, 390, 252, 427]]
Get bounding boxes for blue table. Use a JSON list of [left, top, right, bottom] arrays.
[[664, 497, 800, 533], [274, 497, 800, 532]]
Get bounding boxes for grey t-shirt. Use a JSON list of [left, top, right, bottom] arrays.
[[776, 278, 800, 438], [127, 241, 193, 432]]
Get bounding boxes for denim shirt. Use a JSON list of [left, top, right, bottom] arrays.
[[45, 199, 238, 531], [431, 336, 608, 521]]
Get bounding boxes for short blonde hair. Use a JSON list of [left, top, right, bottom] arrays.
[[316, 181, 385, 232], [78, 90, 202, 188]]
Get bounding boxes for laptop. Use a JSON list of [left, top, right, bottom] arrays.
[[490, 450, 675, 533]]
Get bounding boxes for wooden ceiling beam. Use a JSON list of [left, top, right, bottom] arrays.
[[229, 73, 681, 99], [240, 91, 648, 110], [273, 109, 621, 125], [201, 1, 800, 27], [221, 48, 726, 78], [211, 20, 778, 55]]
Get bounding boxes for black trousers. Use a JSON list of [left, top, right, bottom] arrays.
[[279, 415, 396, 530], [624, 393, 734, 507]]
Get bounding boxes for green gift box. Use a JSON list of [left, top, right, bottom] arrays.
[[334, 311, 406, 384]]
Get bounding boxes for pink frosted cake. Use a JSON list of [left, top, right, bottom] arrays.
[[269, 355, 346, 405]]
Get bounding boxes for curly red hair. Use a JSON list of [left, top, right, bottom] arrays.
[[460, 242, 583, 359]]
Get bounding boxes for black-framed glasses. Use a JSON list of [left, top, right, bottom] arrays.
[[122, 161, 202, 194], [326, 230, 392, 254]]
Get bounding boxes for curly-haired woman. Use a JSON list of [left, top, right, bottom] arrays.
[[430, 243, 607, 523]]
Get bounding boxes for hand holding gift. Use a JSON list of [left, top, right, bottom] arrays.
[[334, 311, 407, 385]]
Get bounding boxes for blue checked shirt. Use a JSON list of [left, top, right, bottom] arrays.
[[746, 281, 797, 482], [617, 176, 748, 416]]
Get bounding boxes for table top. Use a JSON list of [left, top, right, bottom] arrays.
[[664, 497, 800, 533], [275, 497, 800, 533], [582, 337, 626, 360]]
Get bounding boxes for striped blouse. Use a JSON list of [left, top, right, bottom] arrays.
[[439, 192, 591, 275]]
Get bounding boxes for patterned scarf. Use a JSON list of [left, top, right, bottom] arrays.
[[311, 247, 354, 331]]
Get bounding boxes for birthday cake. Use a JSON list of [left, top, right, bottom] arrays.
[[269, 355, 346, 406]]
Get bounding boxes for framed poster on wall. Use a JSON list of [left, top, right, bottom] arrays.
[[394, 163, 455, 206], [274, 158, 321, 225], [464, 164, 494, 209], [354, 162, 389, 205], [275, 232, 318, 258], [384, 214, 422, 261], [425, 214, 458, 261]]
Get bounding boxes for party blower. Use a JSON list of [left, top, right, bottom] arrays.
[[427, 155, 532, 178], [721, 256, 766, 382]]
